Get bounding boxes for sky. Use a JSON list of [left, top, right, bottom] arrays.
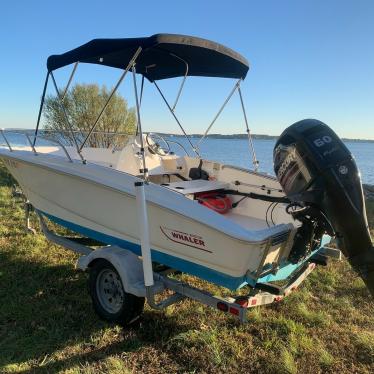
[[0, 1, 373, 139]]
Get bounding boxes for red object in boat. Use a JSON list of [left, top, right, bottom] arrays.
[[195, 191, 232, 214]]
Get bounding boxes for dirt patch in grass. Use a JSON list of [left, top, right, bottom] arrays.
[[0, 162, 373, 373]]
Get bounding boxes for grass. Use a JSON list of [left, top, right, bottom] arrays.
[[0, 161, 373, 373]]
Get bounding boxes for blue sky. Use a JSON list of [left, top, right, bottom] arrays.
[[0, 1, 373, 139]]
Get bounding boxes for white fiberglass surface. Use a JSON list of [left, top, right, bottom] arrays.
[[224, 212, 269, 231]]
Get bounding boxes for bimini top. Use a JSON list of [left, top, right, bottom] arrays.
[[47, 33, 249, 81]]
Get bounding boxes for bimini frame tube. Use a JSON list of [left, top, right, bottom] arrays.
[[34, 63, 79, 147], [33, 71, 50, 146], [196, 79, 241, 148], [170, 54, 189, 112], [238, 86, 259, 171], [153, 81, 200, 156], [0, 129, 13, 152], [61, 62, 79, 101], [139, 75, 145, 107], [79, 47, 142, 152], [50, 71, 86, 163], [132, 65, 148, 180]]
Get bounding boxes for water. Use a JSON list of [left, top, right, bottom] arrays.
[[2, 132, 373, 184], [167, 137, 374, 185]]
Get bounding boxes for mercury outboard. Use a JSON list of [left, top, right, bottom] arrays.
[[274, 119, 374, 296]]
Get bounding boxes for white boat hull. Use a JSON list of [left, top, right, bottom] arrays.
[[0, 149, 293, 289]]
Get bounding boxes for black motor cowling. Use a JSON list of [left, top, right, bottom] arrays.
[[274, 119, 374, 296]]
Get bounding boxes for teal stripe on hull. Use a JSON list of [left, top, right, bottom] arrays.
[[38, 210, 326, 290], [38, 210, 248, 290]]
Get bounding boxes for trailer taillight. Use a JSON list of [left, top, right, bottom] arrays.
[[217, 302, 228, 312], [251, 298, 257, 306], [229, 307, 239, 316], [235, 297, 249, 308]]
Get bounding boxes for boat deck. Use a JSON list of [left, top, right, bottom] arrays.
[[225, 212, 269, 230], [162, 179, 229, 195]]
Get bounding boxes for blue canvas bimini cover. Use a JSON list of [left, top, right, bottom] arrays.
[[47, 33, 249, 81]]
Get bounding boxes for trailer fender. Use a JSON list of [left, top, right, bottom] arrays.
[[76, 246, 164, 297]]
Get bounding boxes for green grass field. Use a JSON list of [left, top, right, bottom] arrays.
[[0, 162, 373, 374]]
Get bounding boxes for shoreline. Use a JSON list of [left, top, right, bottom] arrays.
[[364, 184, 374, 200], [161, 133, 374, 143]]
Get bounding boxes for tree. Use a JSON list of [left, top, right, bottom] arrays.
[[43, 83, 137, 148]]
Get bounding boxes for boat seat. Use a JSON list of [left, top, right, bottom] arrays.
[[161, 179, 229, 195]]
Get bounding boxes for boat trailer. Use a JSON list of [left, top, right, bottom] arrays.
[[24, 183, 341, 325]]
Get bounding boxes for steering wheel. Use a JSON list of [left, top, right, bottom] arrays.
[[146, 133, 171, 156]]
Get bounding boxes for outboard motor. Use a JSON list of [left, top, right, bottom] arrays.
[[274, 119, 374, 296]]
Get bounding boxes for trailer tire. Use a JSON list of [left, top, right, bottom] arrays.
[[89, 259, 145, 326]]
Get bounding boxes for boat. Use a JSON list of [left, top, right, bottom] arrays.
[[0, 34, 373, 323]]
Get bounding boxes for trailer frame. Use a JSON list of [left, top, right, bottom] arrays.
[[37, 211, 340, 324]]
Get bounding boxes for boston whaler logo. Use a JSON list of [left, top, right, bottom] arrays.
[[160, 226, 212, 253]]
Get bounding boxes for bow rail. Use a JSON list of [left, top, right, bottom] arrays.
[[0, 129, 73, 162]]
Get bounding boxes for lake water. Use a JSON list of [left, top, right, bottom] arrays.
[[166, 137, 374, 185], [1, 132, 373, 184]]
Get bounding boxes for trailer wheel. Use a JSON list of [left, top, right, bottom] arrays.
[[89, 259, 145, 325]]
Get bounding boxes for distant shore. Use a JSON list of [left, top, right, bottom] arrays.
[[364, 184, 374, 200], [161, 133, 374, 143]]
